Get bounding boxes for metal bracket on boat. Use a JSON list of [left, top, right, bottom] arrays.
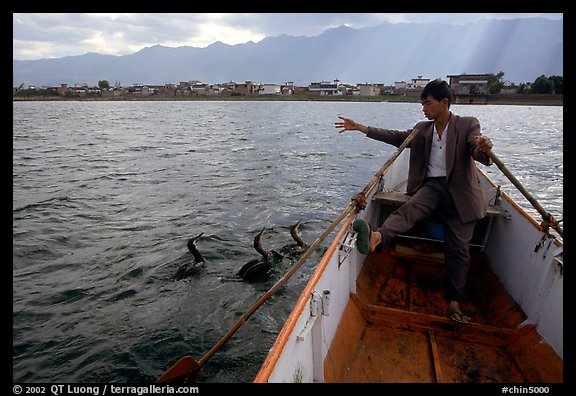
[[309, 289, 330, 317], [338, 230, 357, 268], [309, 290, 321, 317], [321, 290, 331, 316], [492, 185, 502, 205], [297, 289, 331, 341], [534, 233, 553, 254], [553, 252, 563, 277]]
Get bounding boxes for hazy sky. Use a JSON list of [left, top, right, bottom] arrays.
[[13, 13, 563, 61]]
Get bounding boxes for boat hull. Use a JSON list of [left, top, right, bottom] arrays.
[[254, 149, 563, 383]]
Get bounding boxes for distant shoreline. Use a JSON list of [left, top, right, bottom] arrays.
[[12, 93, 563, 106]]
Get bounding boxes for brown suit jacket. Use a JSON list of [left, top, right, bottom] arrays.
[[366, 112, 492, 223]]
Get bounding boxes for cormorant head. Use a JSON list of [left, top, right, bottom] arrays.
[[291, 220, 301, 232], [188, 232, 204, 249], [290, 220, 305, 246], [253, 227, 266, 249], [290, 220, 301, 236]]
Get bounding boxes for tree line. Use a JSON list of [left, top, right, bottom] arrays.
[[15, 73, 563, 98], [489, 72, 563, 94]]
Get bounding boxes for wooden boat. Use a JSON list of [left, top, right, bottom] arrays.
[[254, 146, 563, 383]]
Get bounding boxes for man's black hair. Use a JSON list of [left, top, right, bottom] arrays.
[[421, 79, 453, 108]]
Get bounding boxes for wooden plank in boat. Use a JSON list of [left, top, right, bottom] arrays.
[[373, 191, 510, 218]]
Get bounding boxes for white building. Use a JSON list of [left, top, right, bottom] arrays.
[[394, 81, 407, 90], [308, 80, 341, 96], [358, 83, 380, 96], [259, 83, 282, 95], [408, 76, 430, 89]]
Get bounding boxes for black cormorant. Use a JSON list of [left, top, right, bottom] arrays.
[[236, 227, 272, 281], [174, 233, 205, 280], [273, 221, 306, 259]]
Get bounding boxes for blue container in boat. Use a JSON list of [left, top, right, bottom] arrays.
[[425, 222, 444, 240]]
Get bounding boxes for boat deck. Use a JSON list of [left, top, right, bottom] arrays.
[[323, 241, 563, 383]]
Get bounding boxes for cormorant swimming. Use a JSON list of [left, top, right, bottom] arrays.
[[236, 227, 272, 281], [174, 233, 205, 280], [273, 221, 306, 259]]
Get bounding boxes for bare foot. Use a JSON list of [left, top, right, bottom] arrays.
[[448, 300, 470, 324], [369, 230, 383, 252]]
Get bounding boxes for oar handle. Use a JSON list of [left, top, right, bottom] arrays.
[[485, 149, 563, 238]]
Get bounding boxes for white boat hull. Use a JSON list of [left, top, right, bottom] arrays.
[[255, 149, 563, 383]]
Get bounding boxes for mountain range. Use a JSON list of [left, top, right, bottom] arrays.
[[13, 17, 563, 88]]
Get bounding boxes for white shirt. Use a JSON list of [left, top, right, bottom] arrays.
[[427, 122, 448, 177]]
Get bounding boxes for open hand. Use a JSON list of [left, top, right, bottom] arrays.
[[334, 116, 365, 134]]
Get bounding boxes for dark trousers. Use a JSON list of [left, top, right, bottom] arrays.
[[376, 177, 477, 302]]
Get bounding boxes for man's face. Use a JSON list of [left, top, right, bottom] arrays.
[[421, 95, 446, 120]]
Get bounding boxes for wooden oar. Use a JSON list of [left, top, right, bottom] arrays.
[[156, 127, 420, 383], [485, 149, 563, 238]]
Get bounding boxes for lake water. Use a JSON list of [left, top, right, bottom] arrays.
[[12, 100, 563, 383]]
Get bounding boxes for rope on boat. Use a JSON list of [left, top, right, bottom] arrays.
[[351, 192, 367, 211]]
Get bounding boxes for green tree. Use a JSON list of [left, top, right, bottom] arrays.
[[487, 71, 505, 94], [548, 75, 563, 94], [531, 75, 554, 94], [517, 83, 531, 94], [98, 80, 110, 89], [14, 88, 58, 97]]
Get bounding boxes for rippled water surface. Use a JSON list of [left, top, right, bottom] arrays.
[[13, 100, 563, 382]]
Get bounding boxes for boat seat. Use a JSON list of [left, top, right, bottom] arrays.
[[373, 191, 510, 218], [373, 190, 510, 249]]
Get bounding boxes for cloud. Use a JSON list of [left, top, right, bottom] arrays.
[[13, 13, 563, 61]]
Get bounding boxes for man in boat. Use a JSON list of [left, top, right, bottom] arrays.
[[335, 79, 493, 324]]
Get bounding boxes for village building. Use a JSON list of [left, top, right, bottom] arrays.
[[308, 80, 341, 96], [233, 81, 261, 95], [393, 81, 408, 95], [259, 83, 282, 95], [281, 82, 296, 95], [405, 75, 431, 97], [447, 73, 490, 95], [357, 83, 380, 96]]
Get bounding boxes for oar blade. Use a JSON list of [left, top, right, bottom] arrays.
[[156, 356, 201, 384]]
